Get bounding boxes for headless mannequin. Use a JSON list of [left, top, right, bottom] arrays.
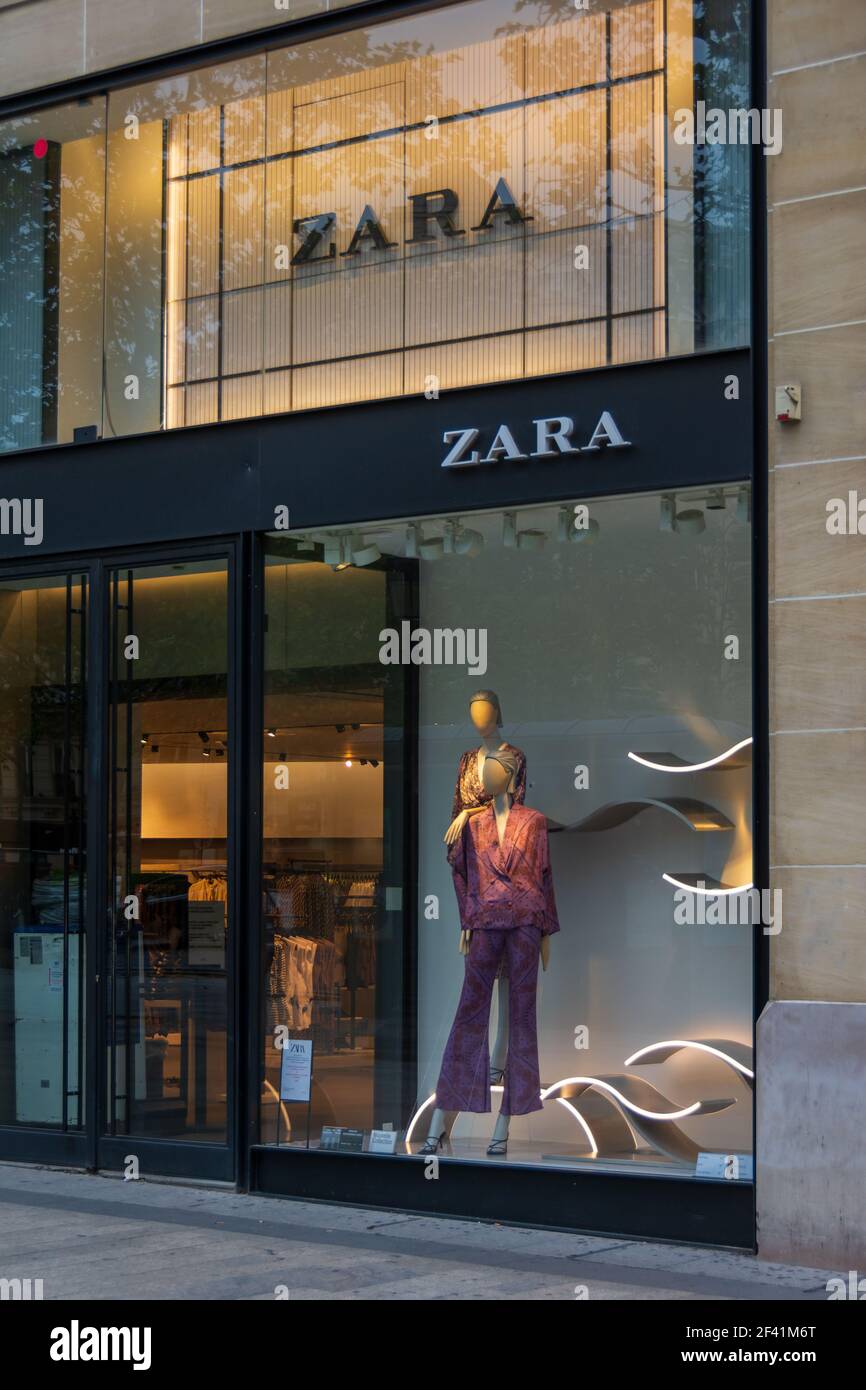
[[427, 754, 551, 1152]]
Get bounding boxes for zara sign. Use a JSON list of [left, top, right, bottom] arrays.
[[440, 412, 632, 469]]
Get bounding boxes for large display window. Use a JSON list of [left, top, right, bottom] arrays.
[[259, 484, 754, 1181], [0, 0, 751, 453]]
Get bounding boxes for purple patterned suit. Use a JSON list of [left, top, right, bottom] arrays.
[[435, 803, 560, 1116]]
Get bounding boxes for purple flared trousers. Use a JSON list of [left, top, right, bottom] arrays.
[[434, 925, 544, 1117]]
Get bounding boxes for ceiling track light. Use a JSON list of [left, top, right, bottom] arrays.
[[502, 511, 517, 548], [455, 526, 484, 558], [405, 523, 421, 558], [517, 528, 547, 552], [266, 728, 276, 738], [676, 507, 706, 536], [197, 731, 209, 744], [323, 533, 343, 565], [659, 495, 677, 532], [352, 540, 381, 567], [706, 489, 726, 511], [419, 534, 444, 560]]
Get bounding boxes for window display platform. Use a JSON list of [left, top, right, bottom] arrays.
[[250, 1144, 754, 1249]]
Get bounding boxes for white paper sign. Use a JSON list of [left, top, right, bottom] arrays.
[[368, 1129, 398, 1155], [279, 1039, 313, 1102], [188, 901, 225, 966]]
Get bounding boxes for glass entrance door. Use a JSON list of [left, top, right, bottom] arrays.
[[0, 574, 86, 1150], [102, 557, 232, 1174]]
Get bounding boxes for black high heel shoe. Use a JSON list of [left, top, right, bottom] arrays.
[[486, 1136, 508, 1156], [418, 1131, 447, 1155]]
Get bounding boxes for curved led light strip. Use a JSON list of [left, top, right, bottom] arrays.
[[404, 1085, 506, 1152], [541, 1077, 702, 1123], [625, 1039, 755, 1081], [404, 1092, 436, 1150], [554, 1098, 599, 1156], [662, 873, 754, 895], [627, 737, 753, 773], [263, 1078, 292, 1140]]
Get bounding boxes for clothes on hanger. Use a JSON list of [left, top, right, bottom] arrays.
[[188, 872, 228, 903], [263, 867, 381, 1053]]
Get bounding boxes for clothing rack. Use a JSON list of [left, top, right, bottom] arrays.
[[263, 865, 381, 1054]]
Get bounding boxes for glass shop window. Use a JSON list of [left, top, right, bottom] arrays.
[[260, 486, 755, 1179], [96, 0, 750, 441], [0, 100, 106, 452]]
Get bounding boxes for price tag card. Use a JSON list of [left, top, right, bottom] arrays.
[[337, 1128, 365, 1152], [368, 1129, 398, 1155]]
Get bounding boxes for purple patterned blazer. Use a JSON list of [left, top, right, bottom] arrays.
[[447, 802, 560, 936]]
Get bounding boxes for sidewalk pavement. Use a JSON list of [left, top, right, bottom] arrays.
[[0, 1162, 839, 1301]]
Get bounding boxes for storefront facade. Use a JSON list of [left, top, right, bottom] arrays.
[[0, 0, 766, 1248]]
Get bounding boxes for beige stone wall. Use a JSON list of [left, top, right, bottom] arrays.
[[0, 0, 358, 100], [768, 0, 866, 1005]]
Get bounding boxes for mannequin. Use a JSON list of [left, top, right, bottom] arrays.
[[444, 690, 526, 847], [444, 691, 527, 1083], [422, 748, 559, 1157]]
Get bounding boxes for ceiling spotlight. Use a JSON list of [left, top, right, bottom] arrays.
[[659, 495, 677, 532], [405, 524, 421, 558], [369, 758, 379, 768], [267, 728, 276, 738], [140, 734, 148, 745], [198, 731, 209, 744], [736, 485, 751, 524], [556, 507, 571, 543], [676, 508, 706, 535], [345, 759, 353, 768], [360, 758, 368, 766], [502, 511, 517, 548], [352, 541, 381, 567], [706, 489, 726, 511], [323, 534, 343, 565], [573, 518, 600, 545], [456, 527, 484, 558], [351, 723, 360, 730], [419, 536, 444, 560], [202, 747, 210, 758], [517, 529, 547, 552], [215, 747, 225, 757], [442, 521, 458, 555]]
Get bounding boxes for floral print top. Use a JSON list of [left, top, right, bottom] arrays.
[[451, 743, 527, 822]]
